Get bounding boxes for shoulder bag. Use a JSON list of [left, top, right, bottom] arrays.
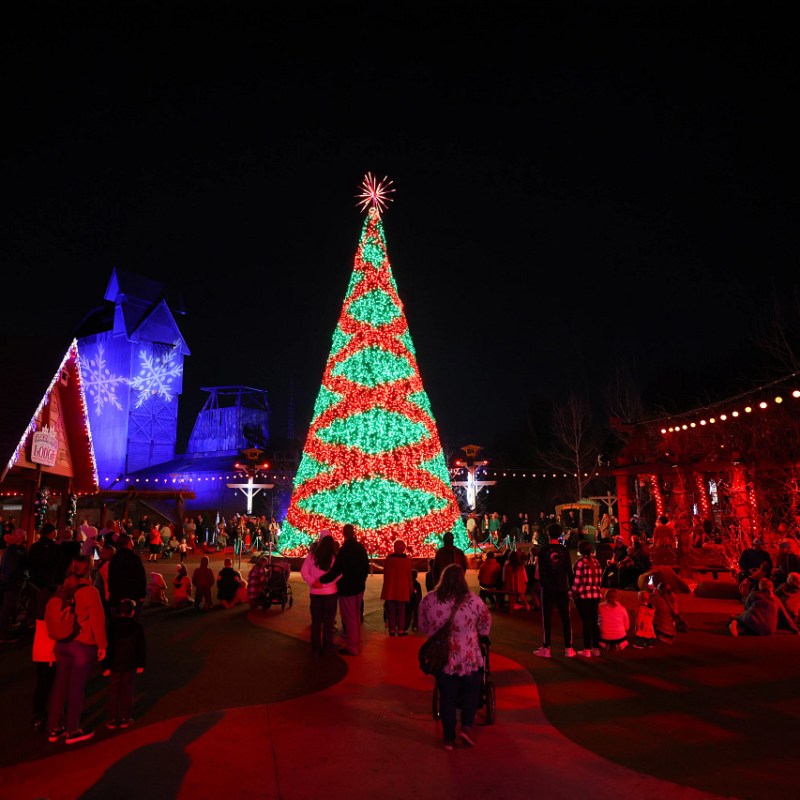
[[418, 599, 460, 675]]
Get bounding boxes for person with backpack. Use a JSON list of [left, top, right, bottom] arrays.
[[46, 555, 107, 745]]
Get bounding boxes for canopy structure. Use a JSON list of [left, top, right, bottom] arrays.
[[555, 499, 600, 529]]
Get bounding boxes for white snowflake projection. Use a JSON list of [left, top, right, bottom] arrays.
[[129, 346, 183, 408], [80, 344, 126, 416]]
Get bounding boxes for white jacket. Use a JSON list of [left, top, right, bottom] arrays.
[[301, 554, 340, 596]]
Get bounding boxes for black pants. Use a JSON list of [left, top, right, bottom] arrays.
[[574, 597, 601, 650], [541, 590, 572, 648]]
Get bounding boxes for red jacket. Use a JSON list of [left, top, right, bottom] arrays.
[[380, 553, 413, 602]]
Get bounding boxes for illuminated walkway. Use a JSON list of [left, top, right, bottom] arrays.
[[0, 561, 777, 799]]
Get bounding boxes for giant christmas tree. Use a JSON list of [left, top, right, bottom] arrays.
[[279, 175, 468, 558]]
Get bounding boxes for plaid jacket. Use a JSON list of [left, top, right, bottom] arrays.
[[571, 555, 603, 599]]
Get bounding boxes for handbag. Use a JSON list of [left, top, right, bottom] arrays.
[[418, 600, 460, 675], [672, 611, 689, 633]]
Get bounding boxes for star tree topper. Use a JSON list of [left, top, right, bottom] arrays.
[[356, 172, 395, 214]]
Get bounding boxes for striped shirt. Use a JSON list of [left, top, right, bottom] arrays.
[[571, 555, 604, 599]]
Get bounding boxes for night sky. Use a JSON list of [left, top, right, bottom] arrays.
[[4, 3, 798, 461]]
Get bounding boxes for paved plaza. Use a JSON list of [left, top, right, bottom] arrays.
[[0, 553, 796, 800]]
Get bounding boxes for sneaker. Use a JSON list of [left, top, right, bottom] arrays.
[[48, 728, 66, 743], [65, 729, 94, 745], [564, 647, 577, 657], [728, 619, 739, 637], [444, 741, 455, 751], [106, 719, 119, 730], [591, 648, 601, 657], [459, 729, 476, 747], [118, 719, 133, 729], [533, 646, 551, 658], [618, 641, 629, 650], [576, 649, 592, 657]]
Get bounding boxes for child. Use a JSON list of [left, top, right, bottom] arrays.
[[192, 556, 215, 610], [405, 568, 423, 633], [104, 598, 145, 729], [631, 590, 657, 648], [172, 563, 193, 608], [146, 572, 169, 606], [598, 588, 630, 651], [178, 537, 188, 563]]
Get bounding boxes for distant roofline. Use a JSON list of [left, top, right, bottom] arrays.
[[200, 386, 267, 394]]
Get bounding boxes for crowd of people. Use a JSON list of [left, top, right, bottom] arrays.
[[3, 508, 800, 752]]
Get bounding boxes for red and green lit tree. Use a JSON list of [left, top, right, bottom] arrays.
[[279, 175, 468, 557]]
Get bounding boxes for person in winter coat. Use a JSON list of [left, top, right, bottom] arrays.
[[107, 534, 147, 619], [380, 539, 413, 635], [191, 556, 215, 611], [300, 530, 341, 656], [46, 556, 108, 745], [318, 524, 370, 656], [103, 598, 145, 729], [418, 563, 492, 751]]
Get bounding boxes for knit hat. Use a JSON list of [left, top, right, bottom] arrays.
[[319, 529, 331, 539]]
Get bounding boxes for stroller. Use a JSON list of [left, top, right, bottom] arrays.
[[258, 557, 294, 611], [432, 635, 496, 725]]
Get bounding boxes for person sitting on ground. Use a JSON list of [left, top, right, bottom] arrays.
[[737, 537, 772, 585], [598, 588, 630, 651], [146, 572, 169, 606], [191, 556, 215, 611], [172, 564, 193, 608], [216, 558, 242, 609], [729, 578, 799, 636], [772, 540, 800, 588], [617, 534, 652, 590], [651, 582, 679, 644], [601, 535, 629, 588], [631, 590, 657, 648], [739, 561, 771, 603], [247, 555, 270, 609], [775, 572, 800, 628], [477, 551, 502, 607]]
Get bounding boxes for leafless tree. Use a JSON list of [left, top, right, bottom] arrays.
[[538, 393, 603, 501], [603, 364, 649, 424]]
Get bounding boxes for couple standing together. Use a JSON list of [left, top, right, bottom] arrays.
[[300, 524, 369, 656]]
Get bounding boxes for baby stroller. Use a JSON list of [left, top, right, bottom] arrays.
[[258, 557, 294, 611], [432, 635, 496, 725]]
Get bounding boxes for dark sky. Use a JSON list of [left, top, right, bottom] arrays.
[[4, 2, 798, 457]]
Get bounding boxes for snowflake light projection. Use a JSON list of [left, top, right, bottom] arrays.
[[80, 343, 125, 416], [129, 346, 183, 408]]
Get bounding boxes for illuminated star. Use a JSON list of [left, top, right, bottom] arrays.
[[356, 172, 395, 214]]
